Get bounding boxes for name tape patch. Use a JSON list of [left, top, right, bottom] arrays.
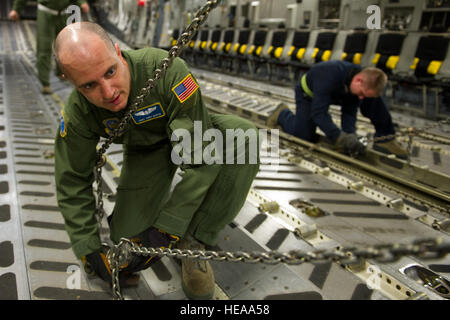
[[131, 103, 166, 124], [172, 73, 199, 103]]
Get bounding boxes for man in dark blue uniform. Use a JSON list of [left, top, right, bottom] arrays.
[[267, 61, 407, 159]]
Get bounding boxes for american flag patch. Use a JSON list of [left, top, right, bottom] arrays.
[[172, 73, 199, 103]]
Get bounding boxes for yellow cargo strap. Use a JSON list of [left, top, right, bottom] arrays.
[[240, 44, 247, 55], [427, 60, 442, 75], [386, 55, 399, 70], [353, 53, 362, 64], [372, 53, 381, 65], [322, 50, 331, 61], [288, 46, 295, 56], [301, 74, 313, 98], [296, 48, 306, 60], [410, 57, 419, 70], [274, 47, 283, 59]]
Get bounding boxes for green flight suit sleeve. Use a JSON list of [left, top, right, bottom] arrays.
[[54, 99, 102, 259], [12, 0, 27, 13], [152, 55, 221, 236]]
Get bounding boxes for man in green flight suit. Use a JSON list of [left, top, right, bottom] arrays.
[[9, 0, 90, 94], [53, 22, 260, 300]]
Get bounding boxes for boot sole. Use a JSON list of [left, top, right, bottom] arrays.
[[373, 144, 407, 160], [182, 281, 215, 300]]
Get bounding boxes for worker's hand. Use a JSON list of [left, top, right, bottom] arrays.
[[82, 251, 112, 282], [8, 10, 19, 21], [334, 132, 366, 157], [122, 226, 180, 273], [81, 3, 90, 14]]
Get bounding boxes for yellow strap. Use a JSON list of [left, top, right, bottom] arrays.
[[211, 42, 218, 51], [189, 41, 195, 48], [219, 43, 225, 51], [322, 50, 331, 61], [256, 46, 262, 56], [427, 60, 442, 75], [386, 55, 399, 70], [201, 41, 207, 49], [274, 47, 283, 59], [233, 43, 239, 52], [225, 43, 231, 52], [341, 52, 348, 60], [410, 57, 419, 70], [311, 48, 319, 59], [296, 48, 305, 60], [240, 44, 247, 55], [301, 74, 313, 98], [372, 53, 380, 65], [288, 46, 295, 56], [267, 45, 274, 55], [353, 53, 362, 64], [248, 45, 255, 54]]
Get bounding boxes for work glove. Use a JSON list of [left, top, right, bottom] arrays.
[[334, 132, 366, 157], [82, 249, 140, 287], [82, 250, 113, 283], [122, 226, 180, 274]]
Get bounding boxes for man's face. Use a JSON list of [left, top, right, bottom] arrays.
[[350, 75, 378, 100], [64, 42, 131, 112]]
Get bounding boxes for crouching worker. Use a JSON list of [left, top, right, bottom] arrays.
[[54, 22, 260, 299], [267, 61, 407, 159]]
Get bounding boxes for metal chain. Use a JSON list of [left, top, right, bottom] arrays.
[[360, 117, 450, 162], [368, 118, 450, 144], [83, 0, 450, 300], [109, 237, 449, 299]]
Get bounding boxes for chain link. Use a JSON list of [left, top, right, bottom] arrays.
[[360, 117, 450, 162], [367, 118, 450, 144]]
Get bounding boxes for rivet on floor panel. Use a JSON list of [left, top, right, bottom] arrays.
[[349, 181, 364, 191], [388, 198, 404, 209], [259, 201, 280, 214], [317, 167, 330, 176]]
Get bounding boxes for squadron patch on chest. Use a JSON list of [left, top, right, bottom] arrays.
[[131, 103, 166, 124], [60, 110, 67, 138], [172, 73, 199, 103], [103, 117, 126, 135]]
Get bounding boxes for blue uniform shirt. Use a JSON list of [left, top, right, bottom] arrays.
[[306, 60, 361, 141]]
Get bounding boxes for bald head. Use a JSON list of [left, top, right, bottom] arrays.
[[53, 22, 116, 77]]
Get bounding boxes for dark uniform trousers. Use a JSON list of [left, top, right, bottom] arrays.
[[278, 82, 396, 143]]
